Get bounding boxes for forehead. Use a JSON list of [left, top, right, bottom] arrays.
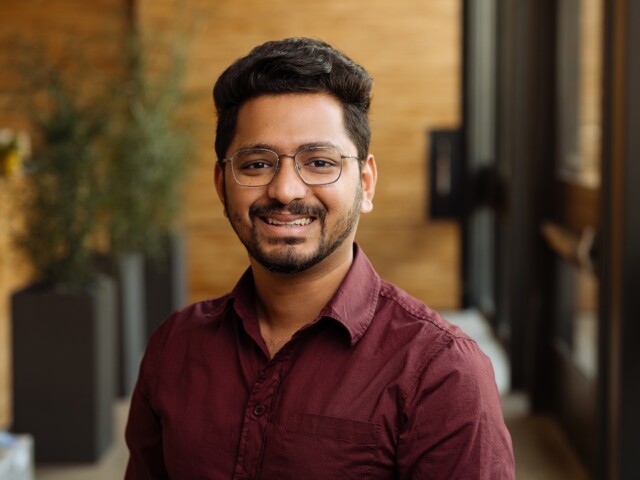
[[231, 93, 354, 153]]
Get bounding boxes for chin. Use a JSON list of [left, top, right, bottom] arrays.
[[252, 242, 324, 275]]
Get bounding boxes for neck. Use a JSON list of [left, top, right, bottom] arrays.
[[250, 244, 354, 355]]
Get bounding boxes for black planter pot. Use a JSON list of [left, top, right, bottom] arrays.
[[11, 275, 116, 463], [144, 231, 187, 338], [94, 252, 146, 398], [117, 253, 146, 397]]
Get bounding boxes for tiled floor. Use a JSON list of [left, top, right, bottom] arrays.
[[35, 310, 590, 480]]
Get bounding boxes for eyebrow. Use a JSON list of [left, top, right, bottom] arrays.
[[238, 141, 341, 152]]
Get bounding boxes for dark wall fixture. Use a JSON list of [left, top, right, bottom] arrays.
[[428, 129, 463, 219]]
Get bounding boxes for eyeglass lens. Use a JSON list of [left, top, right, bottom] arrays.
[[231, 147, 343, 186]]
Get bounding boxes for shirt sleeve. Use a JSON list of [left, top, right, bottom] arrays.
[[124, 332, 170, 479], [396, 336, 515, 479]]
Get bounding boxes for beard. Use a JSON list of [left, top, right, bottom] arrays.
[[224, 188, 362, 275]]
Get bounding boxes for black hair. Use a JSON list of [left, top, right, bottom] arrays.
[[213, 37, 373, 163]]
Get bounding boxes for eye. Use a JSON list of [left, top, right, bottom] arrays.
[[298, 148, 341, 170], [243, 161, 271, 170], [235, 150, 276, 171], [307, 158, 337, 169]]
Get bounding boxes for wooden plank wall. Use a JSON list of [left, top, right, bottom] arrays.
[[0, 190, 25, 430], [0, 0, 129, 429], [138, 0, 462, 306], [0, 0, 461, 428]]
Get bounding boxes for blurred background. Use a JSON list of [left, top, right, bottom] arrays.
[[0, 0, 638, 479]]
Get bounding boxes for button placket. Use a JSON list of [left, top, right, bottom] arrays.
[[235, 338, 303, 479], [234, 358, 285, 479]]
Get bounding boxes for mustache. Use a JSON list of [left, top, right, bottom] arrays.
[[249, 200, 326, 220]]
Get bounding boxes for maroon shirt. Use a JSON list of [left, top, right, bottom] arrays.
[[125, 245, 514, 479]]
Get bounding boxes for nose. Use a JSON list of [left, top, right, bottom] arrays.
[[267, 155, 308, 204]]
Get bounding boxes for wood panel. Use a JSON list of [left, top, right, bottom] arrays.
[[139, 0, 462, 308], [0, 0, 129, 430], [0, 0, 462, 429], [0, 185, 29, 430]]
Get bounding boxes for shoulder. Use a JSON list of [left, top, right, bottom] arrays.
[[138, 294, 233, 391], [372, 280, 497, 395], [148, 294, 230, 344], [375, 279, 474, 354], [376, 284, 514, 476], [378, 281, 455, 329]]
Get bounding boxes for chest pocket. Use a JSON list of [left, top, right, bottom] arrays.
[[287, 413, 379, 444], [260, 413, 381, 480]]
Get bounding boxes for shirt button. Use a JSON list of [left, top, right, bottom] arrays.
[[253, 404, 266, 417]]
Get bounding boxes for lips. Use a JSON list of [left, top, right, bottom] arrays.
[[250, 200, 326, 228], [263, 216, 314, 227]]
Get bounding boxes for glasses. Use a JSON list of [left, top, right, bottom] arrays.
[[222, 146, 360, 187]]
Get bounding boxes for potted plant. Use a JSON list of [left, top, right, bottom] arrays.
[[10, 46, 117, 463], [103, 32, 192, 396]]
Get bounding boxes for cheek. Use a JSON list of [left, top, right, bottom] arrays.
[[225, 188, 260, 221], [321, 188, 358, 218]]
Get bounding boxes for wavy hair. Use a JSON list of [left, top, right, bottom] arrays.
[[213, 38, 373, 163]]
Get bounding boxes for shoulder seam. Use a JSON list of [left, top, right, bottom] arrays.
[[378, 284, 468, 340]]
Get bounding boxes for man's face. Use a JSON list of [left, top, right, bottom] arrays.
[[215, 93, 376, 274]]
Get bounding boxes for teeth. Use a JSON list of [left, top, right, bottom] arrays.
[[265, 217, 313, 226]]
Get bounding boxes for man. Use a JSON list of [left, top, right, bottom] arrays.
[[125, 37, 515, 479]]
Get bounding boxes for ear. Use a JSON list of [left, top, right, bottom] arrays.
[[360, 154, 377, 214], [214, 162, 227, 215]]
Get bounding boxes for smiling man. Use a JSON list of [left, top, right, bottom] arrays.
[[125, 38, 515, 479]]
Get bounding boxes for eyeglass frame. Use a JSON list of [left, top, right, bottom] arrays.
[[221, 145, 362, 187]]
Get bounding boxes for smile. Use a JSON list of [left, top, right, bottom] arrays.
[[263, 217, 315, 227]]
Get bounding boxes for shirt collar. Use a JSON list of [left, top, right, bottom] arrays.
[[318, 244, 380, 345], [228, 243, 380, 346]]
